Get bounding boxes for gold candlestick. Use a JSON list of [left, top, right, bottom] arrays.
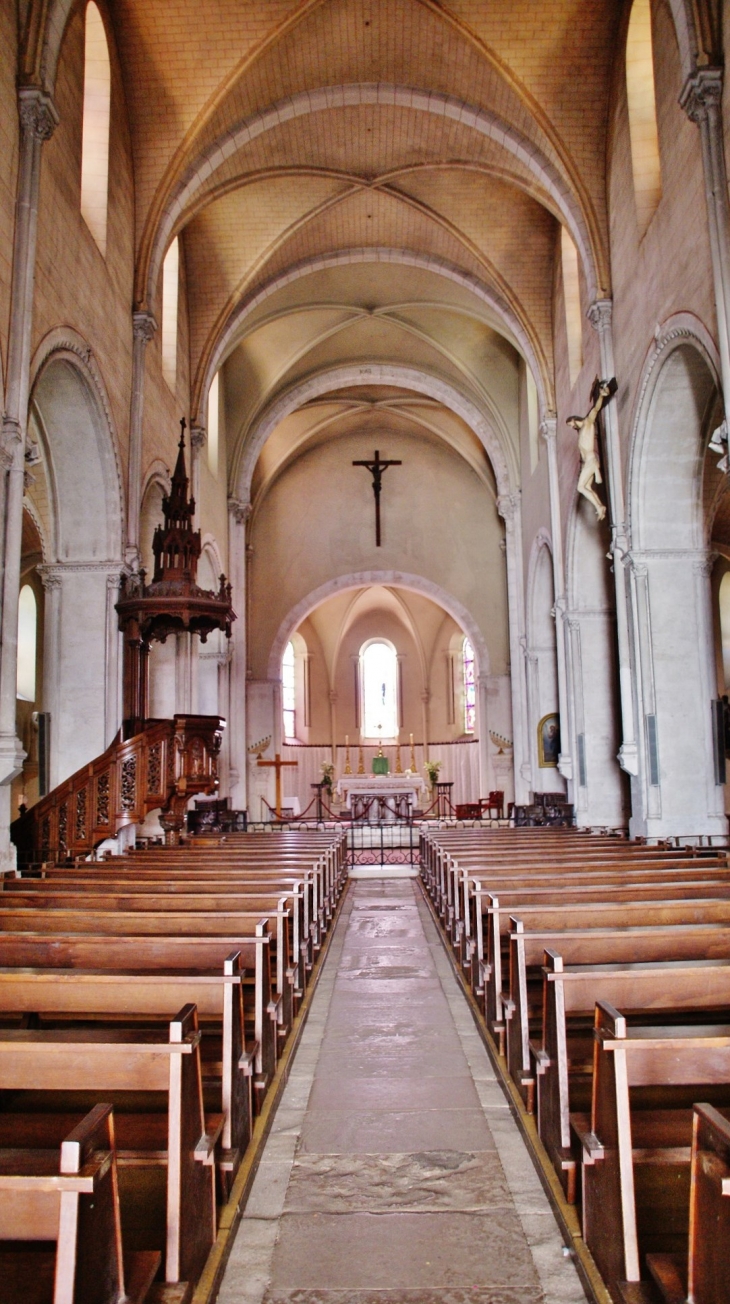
[[357, 745, 365, 775], [409, 733, 416, 772], [344, 734, 352, 775], [395, 744, 403, 774]]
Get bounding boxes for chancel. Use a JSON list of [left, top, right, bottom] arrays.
[[2, 2, 730, 1301]]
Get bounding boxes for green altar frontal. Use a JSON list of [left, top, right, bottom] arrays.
[[372, 755, 390, 775]]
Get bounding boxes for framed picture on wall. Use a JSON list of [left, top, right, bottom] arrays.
[[538, 713, 560, 767]]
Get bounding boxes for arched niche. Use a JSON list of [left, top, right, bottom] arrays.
[[28, 352, 123, 785], [566, 500, 625, 827], [526, 535, 565, 795], [627, 332, 726, 838]]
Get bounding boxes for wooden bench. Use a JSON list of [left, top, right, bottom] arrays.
[[578, 1001, 730, 1303], [0, 956, 253, 1177], [529, 954, 730, 1202], [646, 1103, 730, 1304], [0, 923, 277, 1091], [0, 1004, 220, 1291], [0, 1102, 160, 1304]]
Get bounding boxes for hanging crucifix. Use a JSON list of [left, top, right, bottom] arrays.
[[352, 449, 402, 546]]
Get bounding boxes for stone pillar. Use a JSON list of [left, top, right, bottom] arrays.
[[125, 311, 157, 568], [628, 548, 726, 840], [0, 87, 58, 869], [175, 633, 197, 715], [538, 418, 573, 786], [497, 492, 530, 805], [420, 689, 430, 761], [38, 567, 61, 790], [565, 606, 625, 829], [587, 299, 639, 778], [227, 498, 249, 811], [189, 425, 206, 528], [105, 572, 122, 743], [329, 689, 338, 764], [477, 672, 491, 798], [680, 68, 730, 414]]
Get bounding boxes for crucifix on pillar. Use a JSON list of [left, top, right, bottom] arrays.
[[257, 752, 298, 820], [352, 449, 402, 546]]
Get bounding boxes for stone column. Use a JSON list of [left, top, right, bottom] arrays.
[[538, 418, 573, 786], [680, 68, 730, 413], [497, 492, 530, 805], [105, 572, 122, 744], [189, 424, 206, 528], [587, 299, 639, 778], [0, 88, 58, 869], [125, 311, 157, 568], [420, 689, 430, 760], [329, 689, 338, 764], [477, 672, 491, 798], [38, 567, 61, 790], [227, 498, 249, 811]]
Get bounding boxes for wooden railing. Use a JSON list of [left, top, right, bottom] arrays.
[[11, 715, 225, 865]]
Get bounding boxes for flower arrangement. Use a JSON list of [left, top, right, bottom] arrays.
[[424, 759, 441, 787], [320, 761, 335, 792]]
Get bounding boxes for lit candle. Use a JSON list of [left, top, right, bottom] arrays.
[[409, 733, 413, 745], [345, 735, 349, 746]]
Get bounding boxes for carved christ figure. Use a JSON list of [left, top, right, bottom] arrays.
[[566, 380, 614, 522]]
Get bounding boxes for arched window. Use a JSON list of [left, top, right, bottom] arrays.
[[207, 372, 220, 478], [161, 238, 179, 389], [17, 585, 37, 703], [80, 3, 111, 256], [561, 226, 583, 387], [282, 641, 296, 741], [462, 637, 476, 734], [361, 640, 398, 740], [626, 0, 662, 237]]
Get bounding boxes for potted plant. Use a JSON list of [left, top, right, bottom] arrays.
[[424, 759, 441, 792], [320, 761, 335, 794]]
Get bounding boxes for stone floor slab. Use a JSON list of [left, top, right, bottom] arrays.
[[284, 1151, 512, 1211]]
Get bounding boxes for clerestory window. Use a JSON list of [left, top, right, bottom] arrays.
[[360, 640, 398, 741], [282, 640, 296, 741], [80, 2, 111, 256], [626, 0, 662, 238]]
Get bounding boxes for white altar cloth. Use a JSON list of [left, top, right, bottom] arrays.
[[337, 775, 427, 809]]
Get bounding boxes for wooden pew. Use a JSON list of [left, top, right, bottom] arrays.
[[473, 892, 730, 1045], [0, 889, 300, 1025], [0, 956, 253, 1176], [645, 1102, 730, 1304], [505, 918, 730, 1107], [0, 1004, 220, 1291], [528, 953, 730, 1202], [0, 923, 277, 1090], [0, 1102, 160, 1304], [578, 1002, 730, 1303]]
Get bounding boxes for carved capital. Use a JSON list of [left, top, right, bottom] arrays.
[[229, 497, 251, 526], [587, 298, 613, 334], [694, 550, 718, 578], [496, 491, 520, 524], [132, 310, 157, 345], [37, 566, 62, 592], [539, 414, 557, 444], [18, 86, 59, 142], [0, 417, 21, 469], [190, 424, 206, 450], [680, 67, 723, 125]]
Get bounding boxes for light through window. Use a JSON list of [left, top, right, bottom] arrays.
[[626, 0, 662, 237], [361, 640, 398, 740], [282, 640, 296, 741], [80, 3, 111, 255], [17, 585, 37, 703], [463, 637, 476, 734], [161, 238, 179, 390]]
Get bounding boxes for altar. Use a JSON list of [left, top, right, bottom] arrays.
[[337, 774, 427, 822]]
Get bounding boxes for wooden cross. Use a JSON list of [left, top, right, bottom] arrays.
[[352, 449, 402, 546], [257, 752, 298, 819]]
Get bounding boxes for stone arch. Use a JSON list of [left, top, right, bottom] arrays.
[[192, 249, 553, 423], [626, 318, 725, 838], [29, 329, 125, 561], [143, 84, 602, 311], [267, 571, 489, 684], [526, 530, 564, 794], [234, 362, 515, 504]]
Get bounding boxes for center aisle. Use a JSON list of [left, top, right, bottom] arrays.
[[219, 878, 588, 1304]]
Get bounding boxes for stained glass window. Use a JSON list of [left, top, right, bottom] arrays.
[[463, 637, 476, 734], [282, 640, 296, 741]]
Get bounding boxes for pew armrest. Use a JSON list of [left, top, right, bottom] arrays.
[[502, 997, 515, 1021], [194, 1114, 224, 1166], [531, 1046, 550, 1077], [577, 1128, 605, 1165], [239, 1045, 257, 1076]]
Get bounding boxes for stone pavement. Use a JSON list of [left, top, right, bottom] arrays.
[[219, 878, 588, 1304]]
